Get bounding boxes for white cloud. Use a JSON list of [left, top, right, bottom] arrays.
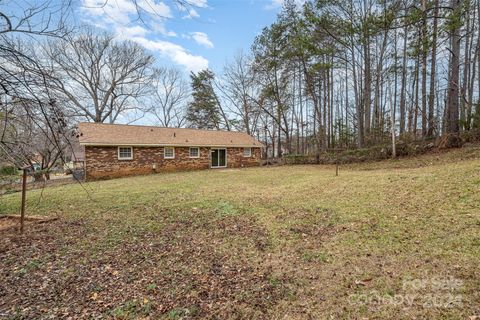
[[81, 0, 209, 72], [264, 0, 305, 10], [133, 37, 209, 72], [189, 31, 214, 48], [120, 25, 148, 38], [81, 0, 175, 38], [177, 0, 207, 18], [82, 0, 137, 21], [182, 8, 199, 19], [188, 0, 208, 8], [151, 21, 177, 37], [137, 0, 172, 18], [264, 0, 282, 10], [82, 0, 172, 22]]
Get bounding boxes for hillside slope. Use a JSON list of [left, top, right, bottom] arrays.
[[1, 146, 479, 319]]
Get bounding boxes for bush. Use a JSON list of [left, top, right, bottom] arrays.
[[438, 134, 463, 149], [284, 140, 439, 165], [284, 154, 317, 165], [0, 166, 17, 176], [461, 129, 480, 143]]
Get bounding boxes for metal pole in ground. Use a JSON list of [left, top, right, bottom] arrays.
[[20, 168, 27, 233], [335, 149, 339, 176]]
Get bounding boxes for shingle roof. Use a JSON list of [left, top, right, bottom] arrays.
[[78, 123, 263, 148]]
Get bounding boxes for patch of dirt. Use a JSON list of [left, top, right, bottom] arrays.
[[0, 215, 57, 231]]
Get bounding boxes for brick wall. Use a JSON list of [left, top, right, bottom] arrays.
[[225, 147, 262, 168], [85, 146, 261, 180]]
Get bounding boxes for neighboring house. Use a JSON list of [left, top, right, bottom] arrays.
[[68, 143, 85, 170], [78, 123, 263, 180]]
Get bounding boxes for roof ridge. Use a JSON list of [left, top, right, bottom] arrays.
[[78, 122, 264, 147], [78, 122, 249, 135]]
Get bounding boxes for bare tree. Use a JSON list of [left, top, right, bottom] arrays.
[[218, 51, 260, 135], [0, 1, 69, 37], [44, 29, 155, 124], [1, 1, 71, 168], [1, 96, 71, 180], [445, 0, 462, 135], [150, 67, 189, 127]]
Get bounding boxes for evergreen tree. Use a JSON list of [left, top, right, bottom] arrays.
[[186, 70, 222, 130]]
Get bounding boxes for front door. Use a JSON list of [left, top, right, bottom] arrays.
[[211, 149, 226, 168]]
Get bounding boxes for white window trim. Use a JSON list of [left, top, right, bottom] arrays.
[[243, 147, 252, 157], [189, 147, 200, 158], [164, 147, 175, 159], [210, 148, 227, 168], [118, 146, 133, 160]]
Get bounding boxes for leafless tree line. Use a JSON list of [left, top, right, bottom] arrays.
[[3, 0, 480, 175], [0, 0, 202, 176], [218, 0, 480, 157]]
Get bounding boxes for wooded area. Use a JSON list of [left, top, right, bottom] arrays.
[[2, 0, 480, 170], [162, 0, 480, 158], [2, 1, 480, 318], [228, 0, 480, 156]]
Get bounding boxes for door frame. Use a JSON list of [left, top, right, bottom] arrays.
[[210, 148, 227, 168]]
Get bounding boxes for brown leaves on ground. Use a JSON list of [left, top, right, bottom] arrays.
[[0, 213, 291, 319], [2, 147, 480, 319]]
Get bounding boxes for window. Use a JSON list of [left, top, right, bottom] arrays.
[[118, 147, 133, 160], [189, 147, 200, 158], [243, 147, 252, 157], [164, 147, 175, 159]]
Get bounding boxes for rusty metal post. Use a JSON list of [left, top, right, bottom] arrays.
[[335, 149, 339, 176], [20, 169, 27, 233]]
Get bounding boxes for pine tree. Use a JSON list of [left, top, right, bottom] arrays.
[[186, 70, 221, 129], [445, 0, 462, 134]]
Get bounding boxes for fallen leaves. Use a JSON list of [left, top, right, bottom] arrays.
[[354, 278, 373, 287], [2, 148, 480, 319], [0, 213, 289, 319]]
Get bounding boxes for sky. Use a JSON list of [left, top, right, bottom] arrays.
[[78, 0, 292, 74]]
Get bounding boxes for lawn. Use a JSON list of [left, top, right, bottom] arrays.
[[1, 147, 480, 319]]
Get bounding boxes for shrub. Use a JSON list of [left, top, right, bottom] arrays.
[[461, 129, 480, 143], [438, 134, 463, 149], [284, 140, 440, 165], [0, 166, 17, 176], [284, 154, 316, 165]]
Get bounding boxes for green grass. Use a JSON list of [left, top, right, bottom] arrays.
[[1, 147, 480, 319]]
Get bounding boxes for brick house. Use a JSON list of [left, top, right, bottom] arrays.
[[78, 123, 263, 180]]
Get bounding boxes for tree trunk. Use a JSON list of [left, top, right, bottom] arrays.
[[352, 47, 364, 147], [445, 0, 462, 134], [421, 0, 428, 138], [428, 0, 439, 137], [467, 5, 479, 130], [363, 35, 372, 142], [460, 0, 471, 131], [399, 21, 408, 135]]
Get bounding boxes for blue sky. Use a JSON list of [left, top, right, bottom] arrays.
[[79, 0, 291, 74]]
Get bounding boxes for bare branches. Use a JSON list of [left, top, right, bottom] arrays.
[[150, 67, 189, 127], [0, 0, 71, 37], [0, 0, 73, 171], [44, 29, 155, 123], [217, 51, 260, 135]]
